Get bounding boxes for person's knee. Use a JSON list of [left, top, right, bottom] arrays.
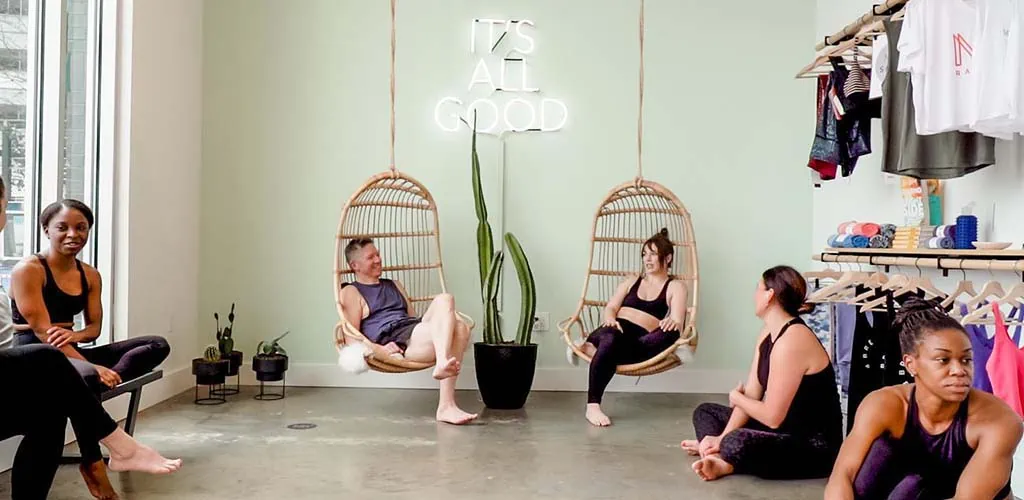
[[434, 293, 455, 312], [587, 327, 616, 346], [455, 321, 470, 340], [142, 335, 171, 360]]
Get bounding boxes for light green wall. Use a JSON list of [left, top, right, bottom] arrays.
[[201, 0, 817, 373]]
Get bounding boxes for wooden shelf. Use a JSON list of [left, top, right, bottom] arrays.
[[820, 247, 1024, 258], [813, 247, 1024, 275]]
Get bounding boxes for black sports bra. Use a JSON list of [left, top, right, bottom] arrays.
[[11, 254, 89, 325], [620, 276, 671, 319]]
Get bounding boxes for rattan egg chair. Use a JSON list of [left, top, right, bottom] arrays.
[[558, 179, 699, 377], [333, 171, 474, 374]]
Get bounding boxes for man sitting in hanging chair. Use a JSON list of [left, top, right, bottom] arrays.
[[338, 237, 478, 425]]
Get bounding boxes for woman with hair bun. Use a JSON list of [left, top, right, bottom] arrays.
[[681, 265, 843, 482], [577, 228, 688, 427], [825, 297, 1021, 500]]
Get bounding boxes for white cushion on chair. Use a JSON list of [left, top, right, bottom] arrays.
[[337, 343, 371, 374], [676, 344, 695, 364], [566, 345, 579, 366]]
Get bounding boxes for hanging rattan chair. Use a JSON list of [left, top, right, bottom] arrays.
[[333, 171, 474, 374], [558, 179, 699, 377]]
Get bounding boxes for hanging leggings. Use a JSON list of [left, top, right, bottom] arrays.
[[692, 402, 840, 479], [585, 319, 679, 404], [0, 344, 118, 500], [14, 333, 170, 392]]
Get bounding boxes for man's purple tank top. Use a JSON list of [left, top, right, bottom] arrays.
[[961, 302, 1022, 393], [347, 279, 409, 343]]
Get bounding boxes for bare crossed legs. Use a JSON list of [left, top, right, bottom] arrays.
[[402, 293, 477, 425]]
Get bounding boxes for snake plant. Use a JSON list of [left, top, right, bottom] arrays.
[[470, 113, 538, 345]]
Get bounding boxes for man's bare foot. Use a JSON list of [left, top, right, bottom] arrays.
[[692, 454, 734, 481], [680, 439, 700, 456], [80, 461, 119, 500], [432, 356, 460, 380], [580, 342, 597, 358], [102, 427, 182, 475], [436, 404, 478, 425], [585, 403, 611, 426]]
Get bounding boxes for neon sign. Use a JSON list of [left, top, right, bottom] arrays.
[[434, 19, 568, 135]]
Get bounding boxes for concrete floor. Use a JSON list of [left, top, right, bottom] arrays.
[[1, 388, 827, 499]]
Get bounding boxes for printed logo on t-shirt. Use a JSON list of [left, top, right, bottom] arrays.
[[953, 33, 974, 76]]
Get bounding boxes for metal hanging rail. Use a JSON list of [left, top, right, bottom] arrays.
[[813, 248, 1024, 276], [814, 0, 908, 51]]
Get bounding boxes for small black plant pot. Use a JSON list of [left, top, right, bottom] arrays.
[[222, 350, 243, 376], [252, 354, 288, 382], [474, 342, 538, 410], [191, 358, 228, 385]]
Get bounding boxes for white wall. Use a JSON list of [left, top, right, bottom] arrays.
[[813, 0, 1024, 492], [0, 0, 203, 472]]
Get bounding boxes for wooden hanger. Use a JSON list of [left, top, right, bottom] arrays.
[[965, 279, 1007, 309], [960, 299, 1024, 326], [847, 271, 889, 305], [859, 273, 910, 312], [941, 265, 977, 313], [808, 267, 871, 303], [804, 265, 843, 289]]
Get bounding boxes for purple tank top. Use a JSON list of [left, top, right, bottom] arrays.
[[347, 279, 410, 343], [962, 303, 1023, 393]]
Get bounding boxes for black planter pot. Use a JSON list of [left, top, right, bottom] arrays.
[[252, 354, 288, 382], [222, 350, 243, 376], [191, 358, 228, 385], [474, 342, 538, 410]]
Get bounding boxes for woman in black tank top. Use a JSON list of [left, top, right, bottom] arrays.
[[577, 229, 689, 427], [826, 297, 1020, 500], [8, 200, 173, 498], [682, 266, 843, 482]]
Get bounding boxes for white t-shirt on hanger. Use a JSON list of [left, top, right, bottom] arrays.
[[972, 0, 1016, 139], [870, 32, 889, 100], [897, 0, 982, 135], [1008, 0, 1024, 132]]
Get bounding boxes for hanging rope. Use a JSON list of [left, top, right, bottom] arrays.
[[635, 0, 645, 186], [389, 0, 397, 176]]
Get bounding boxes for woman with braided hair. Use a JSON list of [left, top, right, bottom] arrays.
[[825, 297, 1022, 500]]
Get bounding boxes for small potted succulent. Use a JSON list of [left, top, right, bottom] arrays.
[[215, 303, 243, 377], [192, 345, 229, 385], [252, 331, 289, 382]]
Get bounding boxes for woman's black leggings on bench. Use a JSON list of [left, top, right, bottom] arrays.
[[13, 332, 170, 392], [0, 344, 118, 500]]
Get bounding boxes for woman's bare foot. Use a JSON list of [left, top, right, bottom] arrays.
[[432, 356, 460, 380], [79, 461, 119, 500], [585, 403, 611, 426], [102, 427, 182, 475], [680, 439, 700, 456], [580, 342, 597, 358], [692, 454, 734, 481], [436, 404, 478, 425]]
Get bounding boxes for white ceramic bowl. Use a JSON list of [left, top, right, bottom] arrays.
[[972, 241, 1013, 250]]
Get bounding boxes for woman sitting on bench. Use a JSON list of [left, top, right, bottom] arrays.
[[9, 199, 170, 392]]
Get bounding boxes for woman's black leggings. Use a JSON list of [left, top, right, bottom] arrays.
[[585, 320, 679, 404], [692, 402, 839, 480], [0, 344, 118, 500], [14, 333, 170, 392]]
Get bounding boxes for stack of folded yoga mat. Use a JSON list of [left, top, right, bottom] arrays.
[[926, 224, 956, 249], [829, 222, 896, 249]]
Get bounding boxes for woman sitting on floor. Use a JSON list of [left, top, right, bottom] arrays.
[[681, 265, 843, 481], [578, 228, 688, 426], [824, 297, 1021, 500], [10, 199, 171, 392]]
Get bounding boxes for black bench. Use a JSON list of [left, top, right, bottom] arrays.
[[60, 370, 163, 464]]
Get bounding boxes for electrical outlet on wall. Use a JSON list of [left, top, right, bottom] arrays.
[[533, 312, 549, 332]]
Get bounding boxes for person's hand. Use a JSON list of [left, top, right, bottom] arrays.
[[46, 327, 79, 348], [659, 317, 680, 332], [382, 342, 403, 356], [728, 382, 745, 407], [601, 317, 621, 331], [698, 435, 721, 457], [94, 365, 121, 388]]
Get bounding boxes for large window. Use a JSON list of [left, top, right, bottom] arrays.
[[0, 0, 113, 343]]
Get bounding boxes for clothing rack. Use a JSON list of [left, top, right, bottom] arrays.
[[796, 0, 907, 79], [815, 0, 908, 51], [813, 248, 1024, 276]]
